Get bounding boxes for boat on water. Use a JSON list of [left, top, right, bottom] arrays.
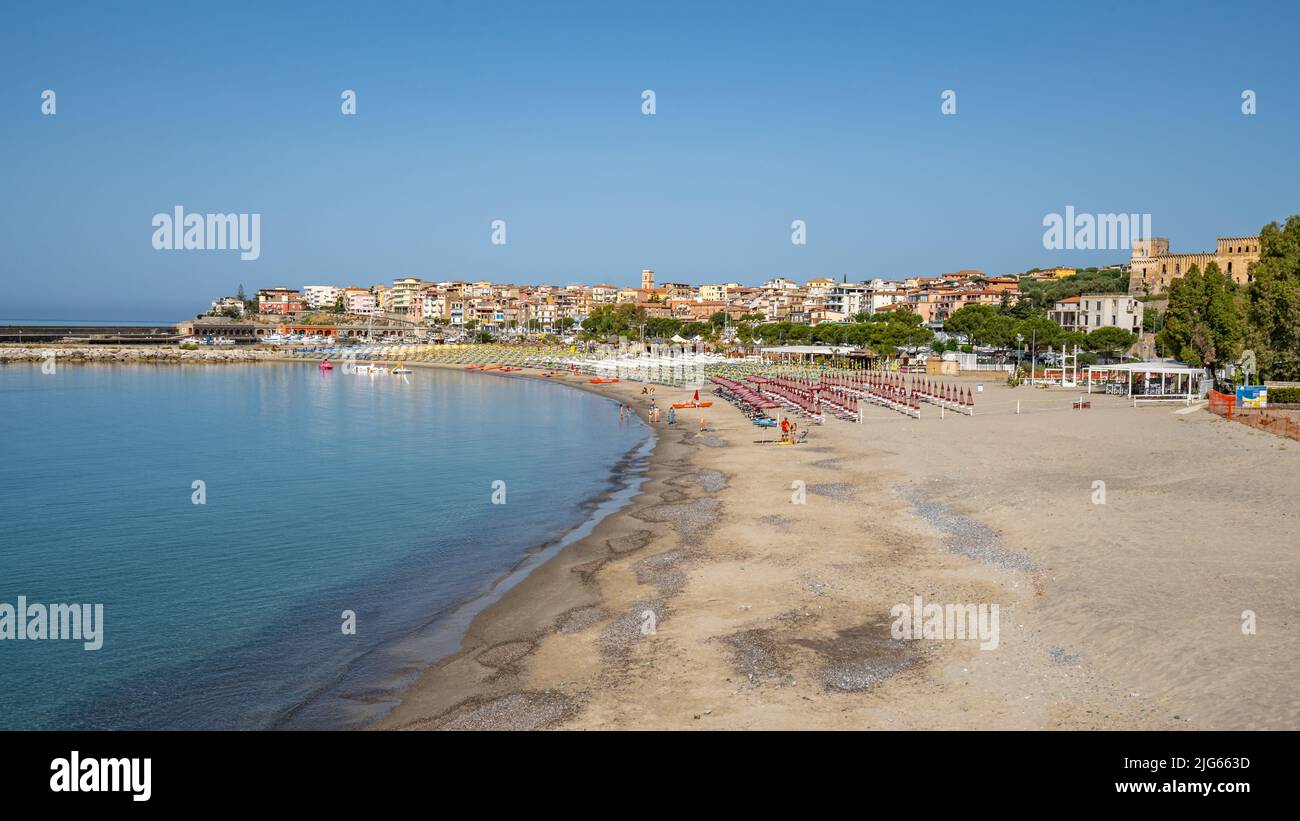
[[319, 359, 333, 371], [392, 362, 412, 374]]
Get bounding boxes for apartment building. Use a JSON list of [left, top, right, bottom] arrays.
[[699, 284, 729, 302], [342, 287, 379, 316], [1049, 293, 1143, 334], [826, 283, 869, 318], [302, 285, 341, 310], [256, 288, 304, 315]]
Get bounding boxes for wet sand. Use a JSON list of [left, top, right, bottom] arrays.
[[375, 368, 1299, 730]]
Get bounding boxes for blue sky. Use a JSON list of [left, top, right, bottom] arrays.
[[2, 0, 1297, 321]]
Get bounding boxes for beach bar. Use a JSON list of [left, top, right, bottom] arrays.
[[1084, 361, 1206, 404]]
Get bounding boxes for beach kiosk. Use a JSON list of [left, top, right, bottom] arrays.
[[1084, 361, 1206, 405]]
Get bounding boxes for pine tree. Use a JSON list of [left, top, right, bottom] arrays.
[[1244, 216, 1300, 380]]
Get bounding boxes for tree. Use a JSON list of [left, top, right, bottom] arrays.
[[1142, 306, 1163, 333], [1244, 216, 1300, 380], [1156, 263, 1245, 370], [644, 317, 684, 339], [1085, 326, 1137, 361], [1018, 267, 1129, 310], [679, 321, 712, 340], [1013, 316, 1064, 350], [982, 315, 1017, 349], [1059, 330, 1088, 352], [581, 303, 646, 339], [944, 304, 998, 345], [331, 294, 345, 313]]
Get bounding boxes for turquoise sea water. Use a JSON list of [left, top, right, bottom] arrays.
[[0, 363, 648, 729]]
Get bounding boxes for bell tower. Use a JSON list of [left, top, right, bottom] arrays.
[[641, 268, 655, 290]]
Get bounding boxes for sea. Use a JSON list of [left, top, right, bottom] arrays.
[[0, 362, 650, 729]]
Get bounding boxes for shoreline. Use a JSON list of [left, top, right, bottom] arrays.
[[369, 364, 697, 729], [372, 367, 1298, 731], [279, 403, 656, 730], [10, 353, 1296, 730]]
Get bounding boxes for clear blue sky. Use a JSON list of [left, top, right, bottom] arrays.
[[2, 0, 1297, 321]]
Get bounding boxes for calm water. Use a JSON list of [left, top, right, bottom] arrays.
[[0, 363, 648, 729]]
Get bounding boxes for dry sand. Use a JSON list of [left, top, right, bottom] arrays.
[[374, 369, 1299, 730]]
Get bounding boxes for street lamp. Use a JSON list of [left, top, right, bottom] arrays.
[[1030, 329, 1037, 386]]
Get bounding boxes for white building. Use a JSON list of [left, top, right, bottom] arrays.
[[1050, 293, 1143, 334], [862, 280, 907, 315], [826, 283, 869, 317], [302, 285, 341, 310]]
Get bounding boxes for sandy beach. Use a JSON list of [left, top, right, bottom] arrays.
[[373, 366, 1299, 730]]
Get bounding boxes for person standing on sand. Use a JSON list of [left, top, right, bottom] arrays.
[[780, 417, 791, 443], [668, 406, 676, 425]]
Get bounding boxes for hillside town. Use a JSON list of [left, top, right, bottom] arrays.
[[186, 229, 1267, 354], [186, 261, 1152, 352]]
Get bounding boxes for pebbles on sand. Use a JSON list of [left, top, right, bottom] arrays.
[[906, 491, 1039, 572], [418, 690, 578, 731]]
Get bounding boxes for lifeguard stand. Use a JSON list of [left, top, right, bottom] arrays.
[[1060, 344, 1079, 388]]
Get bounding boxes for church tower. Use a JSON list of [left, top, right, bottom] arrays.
[[641, 268, 655, 290]]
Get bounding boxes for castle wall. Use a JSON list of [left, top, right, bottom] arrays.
[[1128, 236, 1260, 294]]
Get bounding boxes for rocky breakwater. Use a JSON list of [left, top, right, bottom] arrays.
[[0, 346, 292, 364]]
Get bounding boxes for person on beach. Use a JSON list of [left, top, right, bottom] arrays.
[[668, 406, 676, 425], [780, 417, 791, 443]]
